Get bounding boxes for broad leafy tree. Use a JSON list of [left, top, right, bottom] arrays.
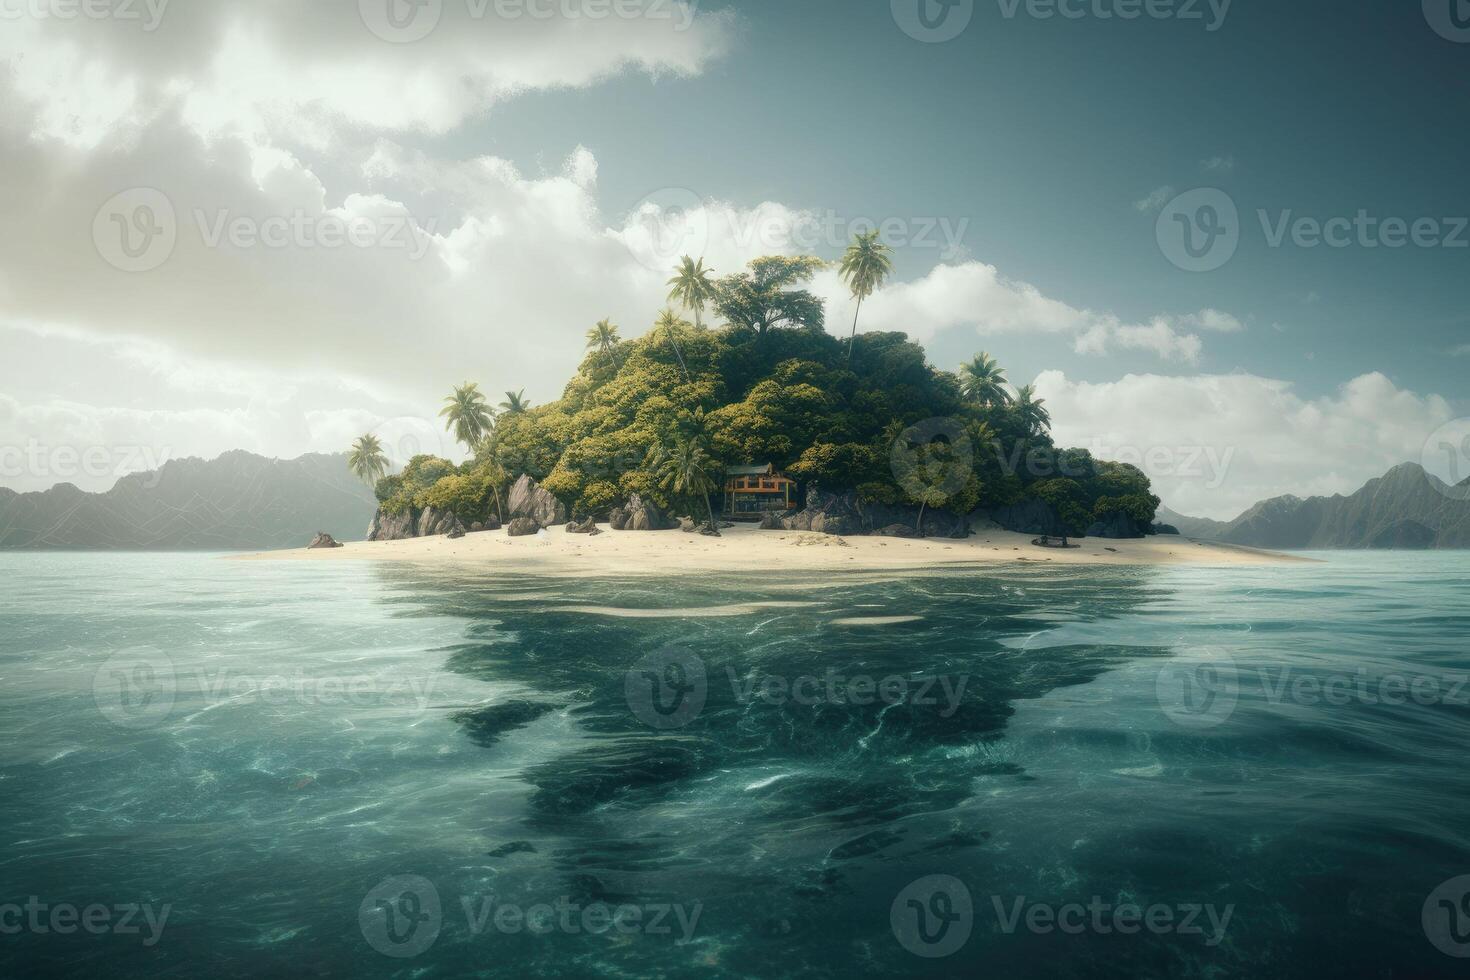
[[713, 255, 826, 336]]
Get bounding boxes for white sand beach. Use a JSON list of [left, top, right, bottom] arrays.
[[234, 523, 1305, 575]]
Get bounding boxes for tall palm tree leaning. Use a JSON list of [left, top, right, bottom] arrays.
[[838, 230, 894, 366], [667, 256, 717, 330], [499, 390, 531, 415], [650, 433, 721, 534], [347, 434, 390, 487], [959, 352, 1012, 408], [1015, 384, 1052, 437], [654, 308, 692, 384], [586, 318, 621, 371], [440, 382, 495, 450]]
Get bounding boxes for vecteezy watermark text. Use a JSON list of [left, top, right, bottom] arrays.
[[1157, 651, 1470, 730], [359, 0, 699, 44], [889, 875, 1233, 958], [92, 189, 441, 273], [0, 898, 171, 947], [996, 0, 1231, 31], [1157, 188, 1468, 272], [93, 649, 440, 730], [0, 0, 169, 30], [625, 647, 972, 729], [0, 440, 171, 487], [358, 875, 701, 958]]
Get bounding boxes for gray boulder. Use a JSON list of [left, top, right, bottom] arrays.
[[758, 511, 788, 530], [612, 494, 676, 531], [1085, 512, 1146, 539], [307, 531, 344, 549], [508, 475, 567, 527], [567, 516, 600, 534], [367, 508, 417, 541], [679, 516, 697, 533], [417, 507, 465, 537], [1152, 523, 1180, 536], [447, 528, 466, 539], [875, 523, 919, 538], [782, 489, 969, 539], [506, 517, 541, 537]]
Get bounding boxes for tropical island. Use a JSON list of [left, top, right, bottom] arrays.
[[261, 245, 1296, 569]]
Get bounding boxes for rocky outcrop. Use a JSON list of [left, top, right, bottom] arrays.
[[367, 508, 418, 541], [1152, 523, 1180, 536], [610, 494, 676, 531], [774, 490, 969, 539], [567, 516, 601, 535], [508, 475, 567, 527], [307, 531, 344, 549], [367, 504, 472, 541], [875, 523, 919, 538], [975, 499, 1065, 537], [1085, 512, 1146, 539], [417, 507, 465, 537], [506, 517, 541, 537], [758, 511, 788, 530]]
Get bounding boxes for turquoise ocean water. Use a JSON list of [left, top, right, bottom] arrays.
[[1, 551, 1468, 977]]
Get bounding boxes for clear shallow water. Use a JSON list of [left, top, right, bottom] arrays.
[[1, 551, 1468, 977]]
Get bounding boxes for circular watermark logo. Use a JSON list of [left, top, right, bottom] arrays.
[[93, 188, 177, 273], [1155, 648, 1238, 729], [92, 647, 177, 729], [1424, 0, 1470, 42], [890, 417, 974, 502], [1423, 875, 1470, 957], [1156, 188, 1239, 273], [891, 874, 973, 958], [1420, 417, 1470, 502], [359, 875, 442, 958], [891, 0, 974, 42], [623, 187, 710, 274], [625, 645, 707, 729], [359, 0, 442, 42]]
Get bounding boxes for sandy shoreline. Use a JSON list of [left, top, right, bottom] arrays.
[[233, 523, 1306, 575]]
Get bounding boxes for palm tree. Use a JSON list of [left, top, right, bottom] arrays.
[[499, 390, 530, 415], [1015, 384, 1052, 437], [650, 433, 722, 534], [667, 256, 717, 330], [586, 318, 621, 371], [838, 230, 894, 365], [347, 434, 389, 487], [959, 352, 1012, 408], [655, 308, 692, 383], [439, 383, 494, 450]]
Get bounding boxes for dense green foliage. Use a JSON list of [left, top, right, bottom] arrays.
[[360, 253, 1159, 535]]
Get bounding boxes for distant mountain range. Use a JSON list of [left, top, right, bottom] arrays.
[[0, 451, 376, 550], [1159, 463, 1470, 549]]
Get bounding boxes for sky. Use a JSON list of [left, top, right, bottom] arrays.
[[1, 0, 1466, 518]]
